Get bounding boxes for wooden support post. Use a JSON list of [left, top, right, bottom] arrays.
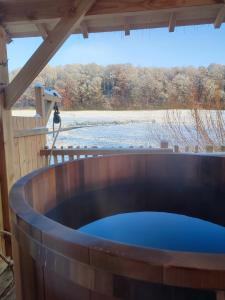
[[0, 27, 15, 255], [5, 0, 96, 109], [35, 85, 45, 117]]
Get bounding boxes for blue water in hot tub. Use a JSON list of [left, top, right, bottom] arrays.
[[79, 212, 225, 253]]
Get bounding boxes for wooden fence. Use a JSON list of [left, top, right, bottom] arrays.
[[12, 86, 61, 181], [13, 115, 46, 181], [40, 141, 225, 166], [41, 142, 172, 166]]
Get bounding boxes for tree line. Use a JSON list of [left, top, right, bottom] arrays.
[[12, 63, 225, 110]]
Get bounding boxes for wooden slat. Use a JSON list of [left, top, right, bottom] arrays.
[[0, 258, 14, 298], [17, 119, 28, 178], [4, 0, 96, 109], [14, 127, 48, 138], [12, 115, 47, 178], [14, 117, 22, 180]]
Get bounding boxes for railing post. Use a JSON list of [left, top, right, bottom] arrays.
[[84, 146, 88, 158], [61, 146, 65, 163], [220, 145, 225, 152], [76, 146, 80, 159], [92, 146, 97, 157], [53, 146, 58, 164], [68, 146, 74, 161], [174, 145, 179, 153], [40, 145, 176, 163], [160, 140, 169, 149], [194, 145, 199, 153], [206, 145, 213, 153]]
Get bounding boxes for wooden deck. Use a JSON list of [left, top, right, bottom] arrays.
[[0, 259, 15, 300]]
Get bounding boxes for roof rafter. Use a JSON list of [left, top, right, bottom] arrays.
[[214, 3, 225, 28], [80, 21, 89, 38], [168, 12, 177, 32], [124, 16, 132, 36]]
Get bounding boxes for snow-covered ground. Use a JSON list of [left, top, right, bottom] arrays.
[[12, 109, 224, 149]]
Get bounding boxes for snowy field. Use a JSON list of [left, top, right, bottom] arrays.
[[12, 110, 223, 149]]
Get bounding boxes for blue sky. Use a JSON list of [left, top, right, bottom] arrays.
[[7, 24, 225, 71]]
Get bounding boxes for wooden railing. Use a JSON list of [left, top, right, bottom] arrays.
[[40, 142, 172, 166], [40, 141, 225, 166]]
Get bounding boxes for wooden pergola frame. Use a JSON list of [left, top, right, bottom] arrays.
[[0, 0, 225, 256]]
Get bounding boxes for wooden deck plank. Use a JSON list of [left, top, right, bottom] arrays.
[[0, 259, 15, 300]]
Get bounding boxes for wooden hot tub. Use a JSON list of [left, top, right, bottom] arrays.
[[10, 154, 225, 300]]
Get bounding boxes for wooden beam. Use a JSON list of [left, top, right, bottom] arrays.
[[80, 21, 89, 38], [35, 23, 49, 39], [7, 12, 222, 38], [214, 4, 225, 28], [0, 26, 15, 255], [0, 0, 222, 23], [169, 12, 176, 32], [14, 127, 48, 138], [89, 0, 222, 16], [2, 1, 225, 38], [4, 0, 96, 109]]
